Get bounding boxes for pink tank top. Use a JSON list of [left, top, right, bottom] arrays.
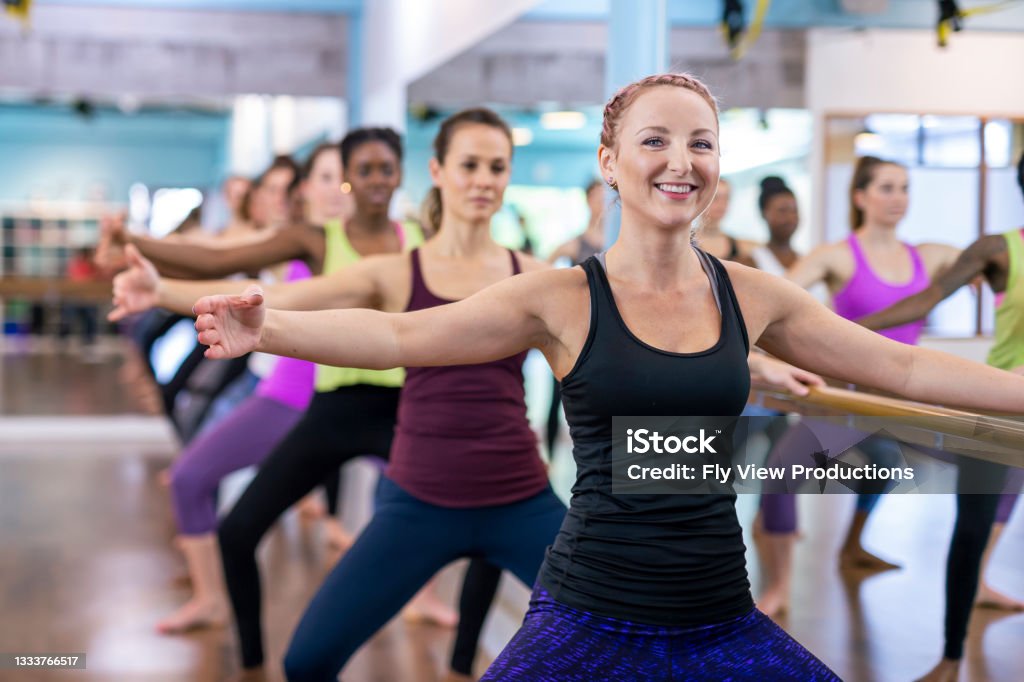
[[832, 234, 929, 345], [254, 260, 316, 410]]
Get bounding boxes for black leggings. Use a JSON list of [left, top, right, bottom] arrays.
[[943, 456, 1009, 660], [283, 478, 567, 681], [217, 385, 500, 671]]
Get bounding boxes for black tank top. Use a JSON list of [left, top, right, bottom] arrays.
[[538, 249, 754, 625]]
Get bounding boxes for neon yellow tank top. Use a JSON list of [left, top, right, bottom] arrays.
[[986, 228, 1024, 371], [315, 219, 424, 392]]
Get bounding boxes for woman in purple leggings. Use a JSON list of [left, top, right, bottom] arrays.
[[112, 144, 343, 634]]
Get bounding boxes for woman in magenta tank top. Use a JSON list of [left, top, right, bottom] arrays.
[[755, 155, 962, 617]]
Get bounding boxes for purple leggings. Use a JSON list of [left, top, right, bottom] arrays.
[[760, 421, 902, 534], [481, 584, 840, 681], [760, 421, 1021, 535], [995, 467, 1023, 523], [170, 395, 304, 535]]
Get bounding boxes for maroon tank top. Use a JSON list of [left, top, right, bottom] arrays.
[[385, 248, 549, 508]]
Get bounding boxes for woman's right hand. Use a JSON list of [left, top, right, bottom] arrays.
[[193, 286, 266, 359], [109, 245, 161, 321]]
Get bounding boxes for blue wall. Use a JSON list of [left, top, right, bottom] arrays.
[[0, 103, 231, 203]]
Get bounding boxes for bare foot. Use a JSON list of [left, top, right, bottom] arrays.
[[297, 494, 327, 522], [839, 546, 900, 573], [915, 657, 959, 682], [974, 584, 1024, 611], [156, 597, 228, 634], [402, 589, 458, 628], [321, 518, 354, 551]]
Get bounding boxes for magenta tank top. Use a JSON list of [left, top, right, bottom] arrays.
[[254, 260, 316, 410], [832, 234, 929, 344], [385, 248, 549, 508]]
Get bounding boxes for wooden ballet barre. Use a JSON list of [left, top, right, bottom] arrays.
[[0, 277, 112, 302], [750, 382, 1024, 468]]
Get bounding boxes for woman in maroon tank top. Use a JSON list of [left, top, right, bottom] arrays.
[[148, 108, 565, 680]]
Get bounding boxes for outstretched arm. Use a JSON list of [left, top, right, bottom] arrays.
[[856, 234, 1006, 331], [194, 270, 556, 369], [109, 245, 380, 320], [130, 227, 312, 278], [751, 272, 1024, 414]]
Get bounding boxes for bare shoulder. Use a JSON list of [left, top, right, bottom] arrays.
[[721, 258, 792, 293], [512, 263, 588, 296], [810, 239, 851, 262], [510, 266, 591, 375], [507, 265, 589, 323], [917, 241, 961, 258], [916, 241, 959, 255], [916, 241, 962, 273]]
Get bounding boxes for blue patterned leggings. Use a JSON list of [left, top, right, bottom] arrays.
[[482, 585, 841, 681]]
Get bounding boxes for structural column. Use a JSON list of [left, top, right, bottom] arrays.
[[604, 0, 667, 244]]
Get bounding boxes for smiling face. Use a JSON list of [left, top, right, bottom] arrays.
[[344, 140, 401, 216], [430, 122, 512, 226], [854, 163, 909, 229], [598, 85, 720, 231]]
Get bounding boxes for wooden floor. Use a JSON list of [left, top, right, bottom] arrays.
[[1, 341, 1023, 681]]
